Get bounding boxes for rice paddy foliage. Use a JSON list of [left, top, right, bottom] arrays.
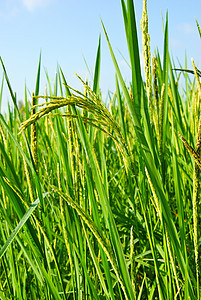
[[0, 0, 201, 299]]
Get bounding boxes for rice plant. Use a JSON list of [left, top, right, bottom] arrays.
[[0, 0, 200, 299]]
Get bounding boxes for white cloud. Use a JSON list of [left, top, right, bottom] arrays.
[[21, 0, 53, 12]]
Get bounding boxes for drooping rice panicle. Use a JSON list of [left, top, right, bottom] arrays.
[[19, 82, 134, 174]]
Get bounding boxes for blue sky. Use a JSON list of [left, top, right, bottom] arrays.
[[0, 0, 201, 112]]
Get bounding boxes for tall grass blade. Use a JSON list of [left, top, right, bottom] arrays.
[[0, 74, 4, 112], [121, 0, 142, 113], [196, 19, 201, 38], [35, 52, 41, 97], [0, 195, 41, 259], [93, 35, 101, 94]]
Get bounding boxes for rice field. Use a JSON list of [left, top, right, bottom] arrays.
[[0, 0, 201, 299]]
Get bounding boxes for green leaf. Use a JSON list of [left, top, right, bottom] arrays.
[[93, 35, 101, 94], [35, 52, 41, 97], [196, 19, 201, 38], [0, 195, 43, 259]]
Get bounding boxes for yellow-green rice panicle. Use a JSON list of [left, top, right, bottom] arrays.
[[168, 85, 174, 127], [192, 161, 200, 297], [72, 127, 82, 205], [141, 0, 153, 120], [79, 76, 88, 208], [192, 58, 201, 97], [145, 167, 161, 221], [159, 83, 165, 159], [66, 103, 75, 180], [191, 88, 199, 135], [152, 56, 159, 135], [3, 177, 30, 210], [129, 87, 133, 104], [82, 76, 89, 131], [174, 71, 181, 87], [191, 58, 201, 296], [31, 93, 39, 174], [168, 85, 174, 108], [44, 84, 51, 136], [179, 133, 201, 170]]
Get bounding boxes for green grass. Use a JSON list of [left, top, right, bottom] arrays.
[[0, 0, 201, 299]]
